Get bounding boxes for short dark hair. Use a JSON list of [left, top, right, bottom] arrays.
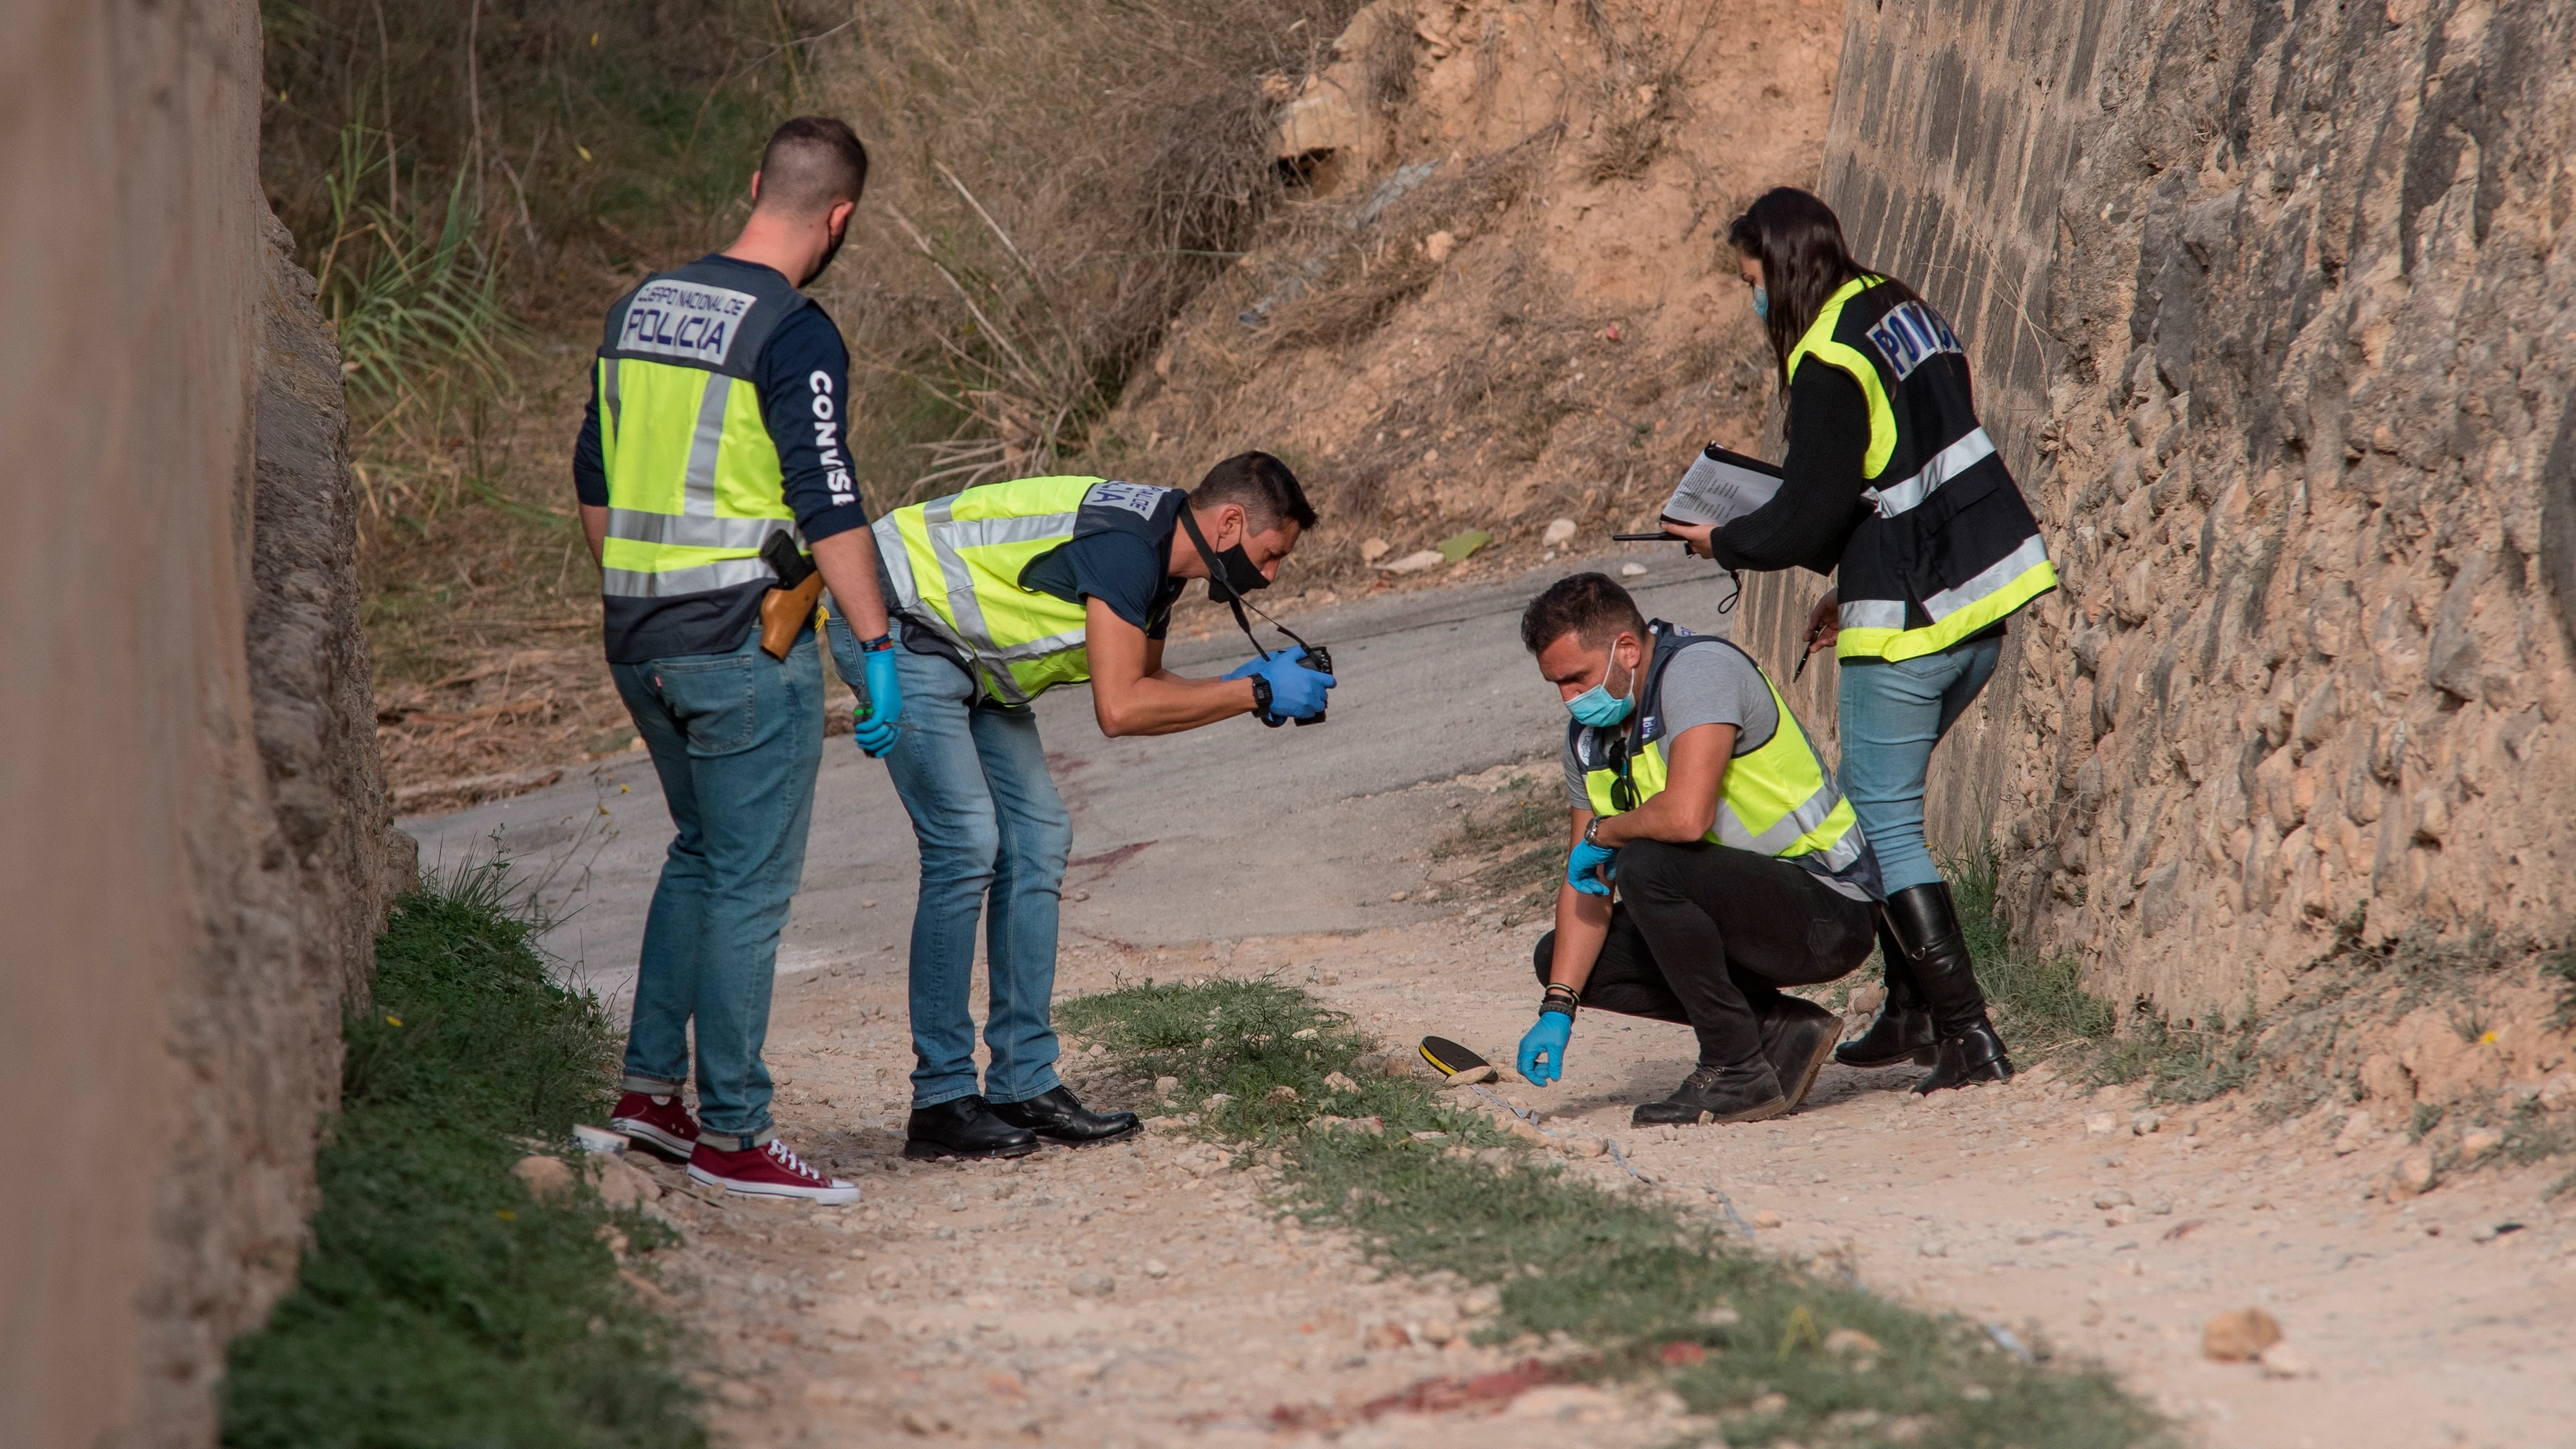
[[1519, 572, 1647, 655], [1190, 451, 1317, 531], [755, 116, 870, 217], [1726, 186, 1920, 384]]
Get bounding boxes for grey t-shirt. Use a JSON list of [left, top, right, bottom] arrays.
[[1560, 643, 1778, 809], [1558, 641, 1877, 902]]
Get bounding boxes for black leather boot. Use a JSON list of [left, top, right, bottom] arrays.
[[988, 1086, 1142, 1146], [1880, 882, 2013, 1094], [1632, 1059, 1789, 1126], [904, 1095, 1041, 1160], [1832, 920, 1938, 1068], [1915, 1019, 2014, 1093], [1757, 995, 1842, 1112]]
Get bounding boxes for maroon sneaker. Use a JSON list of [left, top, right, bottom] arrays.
[[609, 1092, 699, 1161], [688, 1138, 860, 1204]]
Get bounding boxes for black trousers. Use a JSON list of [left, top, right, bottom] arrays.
[[1532, 838, 1877, 1069]]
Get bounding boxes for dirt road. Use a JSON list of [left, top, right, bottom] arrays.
[[409, 554, 2575, 1447]]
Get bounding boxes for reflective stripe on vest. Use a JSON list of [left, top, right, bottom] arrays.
[[1863, 426, 1994, 518], [1836, 533, 2056, 661], [1579, 641, 1865, 874], [875, 476, 1104, 705]]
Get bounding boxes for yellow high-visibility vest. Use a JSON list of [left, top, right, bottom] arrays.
[[875, 475, 1167, 705], [595, 260, 807, 602], [1573, 625, 1872, 881]]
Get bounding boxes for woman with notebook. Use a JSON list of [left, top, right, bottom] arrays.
[[1659, 187, 2059, 1096]]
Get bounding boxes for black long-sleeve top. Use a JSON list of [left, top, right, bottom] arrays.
[[1710, 362, 1872, 576]]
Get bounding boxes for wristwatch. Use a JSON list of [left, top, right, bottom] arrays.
[[1582, 817, 1604, 847], [1248, 673, 1280, 725]]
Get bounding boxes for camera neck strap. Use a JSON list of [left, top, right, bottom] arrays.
[[1176, 504, 1314, 662]]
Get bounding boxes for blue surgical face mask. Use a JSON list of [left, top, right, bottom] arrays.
[[1566, 655, 1637, 727], [1750, 285, 1771, 321]]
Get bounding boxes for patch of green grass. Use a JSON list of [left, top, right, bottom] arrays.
[[1946, 849, 2117, 1050], [2088, 1010, 2260, 1105], [1065, 979, 2171, 1447], [221, 863, 702, 1449], [2501, 1098, 2576, 1168]]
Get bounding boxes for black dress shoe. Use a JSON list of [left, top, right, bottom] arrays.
[[1759, 996, 1842, 1112], [1631, 1061, 1789, 1127], [904, 1095, 1041, 1161], [988, 1086, 1142, 1146]]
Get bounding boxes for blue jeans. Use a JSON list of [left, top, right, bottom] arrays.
[[830, 621, 1072, 1109], [610, 628, 824, 1148], [1836, 634, 2003, 894]]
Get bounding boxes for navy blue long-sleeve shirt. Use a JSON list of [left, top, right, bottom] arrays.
[[575, 255, 869, 661], [1710, 362, 1872, 576]]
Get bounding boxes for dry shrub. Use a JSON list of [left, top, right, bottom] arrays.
[[1265, 243, 1443, 351], [1260, 141, 1546, 353], [1587, 65, 1686, 183], [812, 0, 1370, 502], [1359, 6, 1421, 110], [1579, 3, 1725, 184]]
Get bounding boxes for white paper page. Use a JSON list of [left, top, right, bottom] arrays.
[[1661, 444, 1784, 528]]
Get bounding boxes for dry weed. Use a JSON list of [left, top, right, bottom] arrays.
[[816, 0, 1370, 503]]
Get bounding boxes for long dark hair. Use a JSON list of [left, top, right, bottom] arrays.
[[1725, 188, 1919, 384]]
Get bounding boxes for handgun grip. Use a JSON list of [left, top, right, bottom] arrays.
[[758, 574, 827, 660]]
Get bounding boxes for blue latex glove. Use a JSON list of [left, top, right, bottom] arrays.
[[1566, 838, 1619, 896], [1518, 1010, 1571, 1086], [853, 642, 904, 758], [1249, 647, 1335, 721]]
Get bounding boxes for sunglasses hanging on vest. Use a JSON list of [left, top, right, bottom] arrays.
[[1178, 506, 1333, 727]]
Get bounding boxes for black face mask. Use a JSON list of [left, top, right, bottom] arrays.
[[801, 223, 849, 287], [798, 228, 850, 287], [1178, 507, 1270, 602]]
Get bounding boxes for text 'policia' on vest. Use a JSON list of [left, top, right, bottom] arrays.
[[874, 475, 1172, 706], [594, 258, 821, 655], [1788, 276, 2057, 661], [1571, 622, 1879, 898]]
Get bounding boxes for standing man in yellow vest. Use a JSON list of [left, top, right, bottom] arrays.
[[576, 118, 902, 1203], [1513, 574, 1884, 1126], [828, 453, 1328, 1160]]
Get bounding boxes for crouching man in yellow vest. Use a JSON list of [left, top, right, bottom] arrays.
[[1514, 574, 1887, 1126], [825, 453, 1329, 1159]]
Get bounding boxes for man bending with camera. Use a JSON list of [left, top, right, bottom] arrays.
[[1515, 574, 1884, 1125], [829, 453, 1330, 1161]]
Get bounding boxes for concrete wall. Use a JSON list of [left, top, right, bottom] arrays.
[[0, 4, 398, 1445], [1753, 0, 2576, 1013]]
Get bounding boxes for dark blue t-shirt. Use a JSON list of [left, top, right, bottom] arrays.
[[573, 256, 868, 662]]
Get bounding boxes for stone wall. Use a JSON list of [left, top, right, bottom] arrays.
[[0, 4, 399, 1446], [1757, 0, 2576, 1014]]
